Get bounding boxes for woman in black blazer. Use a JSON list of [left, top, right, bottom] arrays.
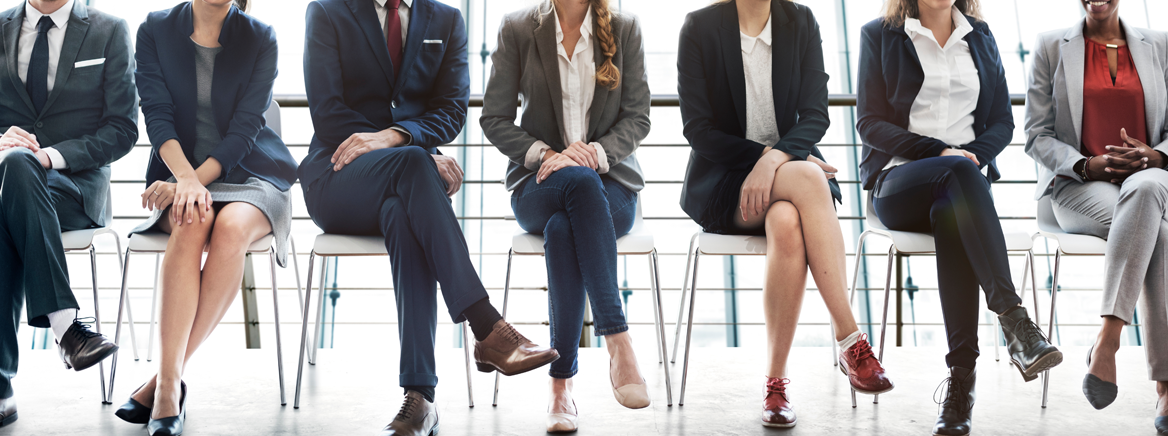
[[678, 0, 891, 428], [856, 1, 1059, 434], [114, 1, 296, 434]]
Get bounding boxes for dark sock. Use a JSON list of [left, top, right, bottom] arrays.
[[463, 297, 503, 341], [1000, 305, 1024, 317], [404, 386, 435, 403]]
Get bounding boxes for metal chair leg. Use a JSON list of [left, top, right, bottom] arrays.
[[269, 249, 287, 406], [671, 233, 699, 363], [994, 315, 1001, 362], [147, 254, 161, 362], [463, 321, 474, 408], [492, 249, 513, 407], [831, 319, 838, 368], [89, 247, 108, 404], [294, 253, 317, 409], [679, 252, 700, 406], [648, 253, 663, 365], [875, 246, 895, 405], [1041, 251, 1062, 409], [108, 247, 134, 401], [846, 230, 873, 409], [290, 238, 304, 318], [309, 259, 327, 365], [650, 250, 673, 406]]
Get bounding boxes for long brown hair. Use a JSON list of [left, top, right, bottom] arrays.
[[234, 0, 249, 12], [589, 0, 620, 90], [881, 0, 981, 27]]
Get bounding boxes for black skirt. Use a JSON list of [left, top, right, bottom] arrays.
[[695, 169, 767, 236]]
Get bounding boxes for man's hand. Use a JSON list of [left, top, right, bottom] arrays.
[[561, 141, 599, 170], [939, 148, 980, 166], [331, 129, 407, 171], [34, 149, 50, 169], [1099, 145, 1146, 183], [432, 155, 463, 197], [0, 126, 40, 152]]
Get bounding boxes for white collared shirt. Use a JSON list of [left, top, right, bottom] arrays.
[[523, 7, 609, 174], [741, 14, 780, 148], [18, 0, 74, 169], [374, 0, 411, 43], [886, 6, 980, 170]]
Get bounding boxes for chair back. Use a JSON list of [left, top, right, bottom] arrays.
[[265, 99, 282, 138], [629, 199, 645, 233], [1036, 195, 1062, 233]]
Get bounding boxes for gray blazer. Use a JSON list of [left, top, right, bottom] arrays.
[[0, 1, 138, 225], [480, 2, 649, 192], [1024, 20, 1168, 200]]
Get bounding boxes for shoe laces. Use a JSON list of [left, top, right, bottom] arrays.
[[1016, 318, 1049, 345], [765, 378, 791, 402], [847, 333, 876, 364], [69, 317, 104, 341], [395, 394, 420, 422], [933, 376, 973, 413], [500, 323, 528, 345]]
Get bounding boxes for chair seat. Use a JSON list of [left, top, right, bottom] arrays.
[[1038, 230, 1107, 255], [869, 225, 1034, 254], [61, 228, 103, 251], [311, 234, 387, 257], [512, 229, 656, 255], [128, 232, 274, 253], [695, 232, 767, 256]]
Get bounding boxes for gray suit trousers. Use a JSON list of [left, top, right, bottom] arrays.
[[1051, 170, 1168, 380]]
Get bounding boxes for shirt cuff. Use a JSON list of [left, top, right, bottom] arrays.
[[389, 126, 412, 146], [590, 142, 609, 174], [525, 140, 551, 171], [44, 147, 67, 170]]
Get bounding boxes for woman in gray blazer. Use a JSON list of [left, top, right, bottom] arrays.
[[481, 0, 651, 432], [1025, 1, 1168, 430]]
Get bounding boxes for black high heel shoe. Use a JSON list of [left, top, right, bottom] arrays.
[[146, 382, 187, 436], [116, 381, 186, 424], [1083, 343, 1118, 410]]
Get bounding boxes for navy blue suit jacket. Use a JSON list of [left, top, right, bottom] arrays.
[[299, 0, 470, 189], [677, 0, 838, 222], [136, 3, 296, 191], [856, 16, 1014, 190]]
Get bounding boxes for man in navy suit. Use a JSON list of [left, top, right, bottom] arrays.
[[302, 1, 558, 434]]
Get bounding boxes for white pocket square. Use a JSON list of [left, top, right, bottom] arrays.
[[74, 58, 105, 68], [423, 39, 443, 44]]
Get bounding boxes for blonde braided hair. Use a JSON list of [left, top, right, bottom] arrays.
[[590, 0, 620, 90]]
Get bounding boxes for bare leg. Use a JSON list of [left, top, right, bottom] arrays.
[[1158, 381, 1167, 416], [606, 331, 644, 387], [1088, 315, 1125, 384], [740, 201, 809, 377], [548, 377, 576, 414]]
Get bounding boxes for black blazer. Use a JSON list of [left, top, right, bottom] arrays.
[[136, 2, 296, 190], [855, 16, 1013, 190], [677, 0, 838, 222]]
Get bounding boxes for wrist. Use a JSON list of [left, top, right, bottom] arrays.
[[34, 150, 50, 168], [541, 149, 558, 162]]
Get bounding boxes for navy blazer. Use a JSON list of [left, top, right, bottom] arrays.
[[856, 16, 1013, 190], [677, 0, 838, 222], [136, 2, 296, 191], [300, 0, 470, 189]]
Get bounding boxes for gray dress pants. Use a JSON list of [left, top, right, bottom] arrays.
[[1051, 169, 1168, 380]]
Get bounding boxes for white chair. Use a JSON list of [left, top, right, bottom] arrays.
[[292, 234, 477, 408], [1032, 194, 1106, 407], [488, 202, 673, 406], [848, 193, 1040, 406], [61, 227, 124, 404]]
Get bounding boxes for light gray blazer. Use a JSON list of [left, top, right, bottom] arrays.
[[1024, 20, 1168, 200], [480, 2, 649, 192]]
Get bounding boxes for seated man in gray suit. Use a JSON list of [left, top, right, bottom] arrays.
[[0, 0, 137, 425]]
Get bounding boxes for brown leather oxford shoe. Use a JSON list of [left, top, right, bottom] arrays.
[[473, 320, 559, 376], [378, 391, 438, 436]]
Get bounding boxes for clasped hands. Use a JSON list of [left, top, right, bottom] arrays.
[[1085, 128, 1164, 183], [739, 149, 837, 221], [536, 141, 600, 183], [1, 126, 51, 168], [332, 128, 463, 196]]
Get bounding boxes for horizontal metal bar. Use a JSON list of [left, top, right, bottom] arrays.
[[272, 94, 1027, 108]]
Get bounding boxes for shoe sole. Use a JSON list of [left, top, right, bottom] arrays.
[[838, 363, 895, 395], [475, 353, 560, 377], [762, 420, 796, 428], [932, 432, 968, 436], [1012, 350, 1064, 382], [0, 412, 16, 427], [67, 344, 120, 372]]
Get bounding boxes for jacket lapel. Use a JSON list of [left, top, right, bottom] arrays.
[[1123, 22, 1164, 144], [964, 20, 993, 125], [393, 0, 429, 98], [586, 12, 608, 141], [347, 0, 396, 87], [769, 2, 791, 129], [534, 3, 564, 144], [1060, 25, 1085, 146], [2, 7, 34, 115], [720, 3, 746, 133], [41, 0, 88, 115]]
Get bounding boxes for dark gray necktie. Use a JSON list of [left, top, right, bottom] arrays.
[[27, 16, 54, 114]]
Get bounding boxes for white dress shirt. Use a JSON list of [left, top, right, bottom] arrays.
[[374, 0, 414, 145], [18, 0, 74, 169], [741, 15, 780, 148], [523, 7, 609, 174], [886, 6, 980, 170]]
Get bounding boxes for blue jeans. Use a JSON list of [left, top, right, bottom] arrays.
[[511, 167, 637, 378]]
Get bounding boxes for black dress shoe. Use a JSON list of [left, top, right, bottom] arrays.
[[56, 319, 118, 371], [998, 307, 1063, 381], [933, 366, 975, 436], [1083, 343, 1118, 410], [116, 381, 186, 424], [378, 390, 438, 436], [147, 383, 186, 436], [0, 397, 16, 427]]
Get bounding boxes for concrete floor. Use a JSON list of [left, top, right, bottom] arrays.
[[0, 343, 1161, 435]]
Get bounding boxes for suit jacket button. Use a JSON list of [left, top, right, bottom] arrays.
[[391, 101, 398, 109], [35, 122, 43, 128]]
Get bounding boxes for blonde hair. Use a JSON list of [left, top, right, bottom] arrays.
[[881, 0, 981, 27], [590, 0, 620, 90]]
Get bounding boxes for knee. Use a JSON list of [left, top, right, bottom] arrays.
[[168, 208, 216, 242], [764, 201, 803, 248], [400, 145, 431, 163], [558, 166, 605, 198], [0, 148, 43, 181], [936, 155, 982, 179], [210, 213, 261, 251], [781, 160, 830, 193], [1120, 171, 1168, 203]]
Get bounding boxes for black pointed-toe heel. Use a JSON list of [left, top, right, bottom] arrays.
[[1083, 343, 1118, 410], [1154, 416, 1167, 434], [115, 383, 152, 424], [146, 383, 187, 436]]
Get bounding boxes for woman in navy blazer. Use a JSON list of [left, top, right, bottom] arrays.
[[115, 1, 296, 434], [856, 1, 1059, 434], [678, 0, 891, 427]]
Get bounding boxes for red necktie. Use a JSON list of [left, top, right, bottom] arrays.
[[385, 0, 403, 77]]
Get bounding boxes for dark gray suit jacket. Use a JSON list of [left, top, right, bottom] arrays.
[[480, 2, 649, 192], [0, 1, 138, 226]]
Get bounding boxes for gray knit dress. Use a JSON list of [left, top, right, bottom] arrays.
[[132, 42, 292, 266]]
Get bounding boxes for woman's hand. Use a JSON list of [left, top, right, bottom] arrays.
[[740, 149, 792, 221], [939, 148, 980, 166], [141, 181, 176, 212], [170, 177, 212, 226], [536, 152, 581, 184], [807, 155, 838, 179], [561, 141, 599, 170]]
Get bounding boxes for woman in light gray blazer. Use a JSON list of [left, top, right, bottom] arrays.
[[480, 0, 651, 432], [1024, 1, 1168, 430]]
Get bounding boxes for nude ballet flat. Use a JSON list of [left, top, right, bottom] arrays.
[[611, 378, 650, 409], [546, 400, 579, 433]]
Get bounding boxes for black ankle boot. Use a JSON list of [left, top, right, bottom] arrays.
[[999, 306, 1063, 381], [933, 366, 975, 436]]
